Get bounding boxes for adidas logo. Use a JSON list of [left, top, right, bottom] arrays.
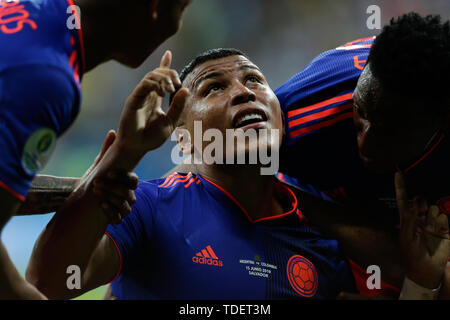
[[192, 245, 223, 267]]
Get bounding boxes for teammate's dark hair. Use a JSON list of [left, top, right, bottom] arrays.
[[170, 48, 248, 103], [367, 12, 450, 113]]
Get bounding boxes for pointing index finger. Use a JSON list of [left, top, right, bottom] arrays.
[[160, 50, 172, 69]]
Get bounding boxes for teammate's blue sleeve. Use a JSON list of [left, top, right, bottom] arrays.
[[105, 181, 158, 269], [274, 38, 374, 189], [275, 37, 373, 144], [0, 64, 80, 200]]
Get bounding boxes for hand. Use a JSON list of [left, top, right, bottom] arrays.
[[79, 130, 118, 186], [395, 172, 450, 289], [117, 50, 190, 159], [92, 169, 139, 225], [78, 130, 138, 224]]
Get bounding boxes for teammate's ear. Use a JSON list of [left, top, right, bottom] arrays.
[[148, 0, 159, 22]]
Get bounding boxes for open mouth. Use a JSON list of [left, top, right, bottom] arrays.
[[233, 109, 268, 129]]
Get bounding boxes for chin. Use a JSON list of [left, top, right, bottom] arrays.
[[116, 46, 154, 69]]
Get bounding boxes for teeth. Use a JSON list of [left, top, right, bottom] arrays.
[[235, 113, 264, 127]]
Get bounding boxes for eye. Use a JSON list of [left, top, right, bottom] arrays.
[[245, 75, 262, 84], [204, 83, 224, 96]]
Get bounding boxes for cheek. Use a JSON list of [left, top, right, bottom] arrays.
[[190, 100, 228, 130], [265, 94, 283, 124]]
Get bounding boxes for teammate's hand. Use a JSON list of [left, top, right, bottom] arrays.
[[117, 50, 190, 158], [92, 169, 139, 225], [79, 130, 117, 185], [77, 130, 138, 224], [396, 172, 450, 289]]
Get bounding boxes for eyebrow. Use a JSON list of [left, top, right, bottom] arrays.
[[193, 65, 261, 91]]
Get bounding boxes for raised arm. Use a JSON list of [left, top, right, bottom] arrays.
[[26, 51, 189, 299]]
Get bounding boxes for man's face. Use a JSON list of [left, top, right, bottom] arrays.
[[353, 63, 442, 172], [180, 55, 284, 163]]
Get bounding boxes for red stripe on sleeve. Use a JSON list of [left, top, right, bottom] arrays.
[[287, 93, 353, 119], [288, 103, 353, 129], [290, 112, 353, 139]]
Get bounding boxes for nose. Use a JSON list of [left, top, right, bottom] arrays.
[[231, 81, 256, 106]]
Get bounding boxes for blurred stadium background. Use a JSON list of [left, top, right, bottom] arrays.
[[3, 0, 449, 300]]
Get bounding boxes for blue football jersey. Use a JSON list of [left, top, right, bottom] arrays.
[[275, 37, 450, 225], [0, 0, 84, 200], [106, 173, 356, 300]]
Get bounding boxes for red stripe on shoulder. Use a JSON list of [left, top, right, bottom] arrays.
[[170, 173, 193, 188], [342, 36, 375, 47], [159, 173, 180, 188], [288, 103, 353, 129], [290, 111, 353, 139], [287, 93, 354, 119], [66, 0, 86, 74]]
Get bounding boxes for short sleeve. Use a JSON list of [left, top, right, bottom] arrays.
[[0, 64, 81, 198], [105, 182, 158, 271]]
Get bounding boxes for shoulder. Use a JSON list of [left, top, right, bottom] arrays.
[[0, 65, 80, 121], [275, 37, 374, 110], [1, 63, 78, 97], [137, 172, 202, 203]]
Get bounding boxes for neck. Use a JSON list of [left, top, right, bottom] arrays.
[[74, 0, 115, 72], [196, 164, 285, 222]]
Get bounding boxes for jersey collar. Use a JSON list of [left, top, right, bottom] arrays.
[[198, 174, 300, 224]]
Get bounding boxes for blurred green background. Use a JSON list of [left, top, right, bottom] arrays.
[[3, 0, 449, 300]]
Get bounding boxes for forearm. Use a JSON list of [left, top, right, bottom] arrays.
[[26, 176, 109, 299], [17, 175, 80, 215], [26, 142, 139, 299]]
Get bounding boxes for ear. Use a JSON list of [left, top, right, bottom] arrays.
[[174, 127, 194, 155], [149, 0, 159, 21]]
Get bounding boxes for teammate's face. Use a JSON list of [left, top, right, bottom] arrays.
[[181, 55, 284, 162], [353, 63, 443, 172]]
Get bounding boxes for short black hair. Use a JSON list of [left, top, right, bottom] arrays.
[[367, 12, 450, 113], [170, 48, 248, 103]]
